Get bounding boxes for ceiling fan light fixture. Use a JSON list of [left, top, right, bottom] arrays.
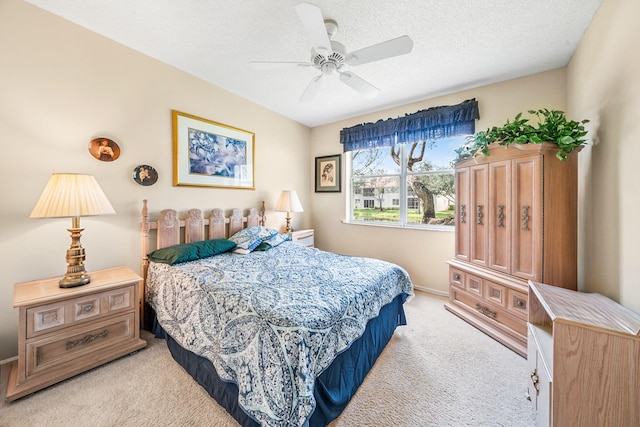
[[321, 62, 338, 75]]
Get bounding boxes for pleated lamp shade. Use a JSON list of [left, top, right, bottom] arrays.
[[274, 190, 304, 214], [30, 173, 115, 218]]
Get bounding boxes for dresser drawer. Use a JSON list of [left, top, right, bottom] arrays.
[[25, 313, 136, 379], [26, 285, 135, 338]]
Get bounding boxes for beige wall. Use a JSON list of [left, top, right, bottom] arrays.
[[0, 0, 311, 360], [567, 0, 640, 311], [310, 69, 566, 295]]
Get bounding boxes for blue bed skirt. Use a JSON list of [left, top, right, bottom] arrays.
[[147, 294, 407, 426]]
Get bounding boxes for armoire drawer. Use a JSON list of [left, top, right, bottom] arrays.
[[449, 267, 465, 288], [508, 289, 528, 319], [450, 287, 527, 338]]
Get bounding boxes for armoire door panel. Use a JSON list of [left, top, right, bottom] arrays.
[[489, 160, 511, 273], [511, 156, 542, 281], [470, 165, 488, 266], [455, 168, 470, 261]]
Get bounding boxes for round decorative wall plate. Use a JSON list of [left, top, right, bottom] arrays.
[[133, 165, 158, 186], [89, 137, 120, 161]]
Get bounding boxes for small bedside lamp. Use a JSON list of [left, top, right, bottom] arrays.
[[30, 173, 116, 288], [275, 190, 303, 234]]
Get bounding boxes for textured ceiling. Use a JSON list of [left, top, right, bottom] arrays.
[[26, 0, 602, 128]]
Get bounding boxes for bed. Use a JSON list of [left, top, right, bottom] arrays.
[[141, 200, 414, 427]]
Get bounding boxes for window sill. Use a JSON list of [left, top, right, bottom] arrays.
[[341, 220, 454, 233]]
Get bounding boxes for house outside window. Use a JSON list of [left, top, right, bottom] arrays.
[[348, 136, 463, 228]]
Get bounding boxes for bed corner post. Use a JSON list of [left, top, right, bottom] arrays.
[[141, 199, 150, 329], [141, 199, 150, 282], [260, 201, 266, 226]]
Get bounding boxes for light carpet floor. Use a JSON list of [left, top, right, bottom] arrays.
[[0, 291, 536, 426]]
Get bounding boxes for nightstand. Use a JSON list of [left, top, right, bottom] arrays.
[[5, 266, 147, 401], [291, 229, 314, 248]]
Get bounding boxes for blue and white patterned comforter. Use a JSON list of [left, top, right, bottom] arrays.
[[146, 241, 413, 427]]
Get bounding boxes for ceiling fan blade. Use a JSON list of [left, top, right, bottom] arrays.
[[300, 74, 324, 102], [344, 35, 414, 66], [250, 61, 312, 70], [339, 72, 380, 98], [295, 2, 332, 55]]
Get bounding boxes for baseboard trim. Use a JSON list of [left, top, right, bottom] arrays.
[[413, 285, 447, 297]]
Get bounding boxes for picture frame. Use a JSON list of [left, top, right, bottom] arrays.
[[172, 110, 255, 189], [315, 154, 341, 193]]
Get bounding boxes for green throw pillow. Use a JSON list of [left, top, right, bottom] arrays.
[[148, 239, 236, 265]]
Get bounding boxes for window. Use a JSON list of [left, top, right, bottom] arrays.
[[349, 136, 464, 228]]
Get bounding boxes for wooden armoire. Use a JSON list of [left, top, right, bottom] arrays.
[[445, 142, 579, 356]]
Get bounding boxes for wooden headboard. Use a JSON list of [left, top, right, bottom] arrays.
[[141, 199, 266, 281]]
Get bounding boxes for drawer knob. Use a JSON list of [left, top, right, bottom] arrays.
[[453, 273, 461, 281], [81, 304, 94, 312], [516, 299, 526, 308], [66, 329, 108, 350]]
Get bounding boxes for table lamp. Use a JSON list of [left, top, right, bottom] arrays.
[[30, 173, 116, 288], [274, 190, 303, 234]]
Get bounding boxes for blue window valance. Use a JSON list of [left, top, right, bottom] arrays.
[[339, 98, 480, 152]]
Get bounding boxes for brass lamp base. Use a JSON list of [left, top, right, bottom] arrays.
[[59, 220, 91, 288], [284, 212, 292, 234], [59, 271, 90, 288]]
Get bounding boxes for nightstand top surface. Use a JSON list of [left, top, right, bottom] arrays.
[[13, 266, 142, 308], [291, 229, 313, 235]]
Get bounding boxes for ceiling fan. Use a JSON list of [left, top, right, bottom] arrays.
[[250, 2, 414, 102]]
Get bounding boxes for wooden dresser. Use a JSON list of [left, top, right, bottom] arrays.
[[527, 281, 640, 426], [5, 266, 147, 401], [445, 143, 579, 356]]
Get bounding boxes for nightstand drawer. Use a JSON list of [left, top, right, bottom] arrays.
[[291, 229, 314, 247], [26, 313, 136, 378], [26, 285, 135, 338]]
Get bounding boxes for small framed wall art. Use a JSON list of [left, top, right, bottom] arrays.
[[172, 110, 255, 189], [89, 137, 120, 161], [315, 154, 341, 193]]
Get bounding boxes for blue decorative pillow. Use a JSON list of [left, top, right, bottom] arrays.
[[229, 226, 279, 254], [148, 239, 237, 265], [253, 233, 291, 251]]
